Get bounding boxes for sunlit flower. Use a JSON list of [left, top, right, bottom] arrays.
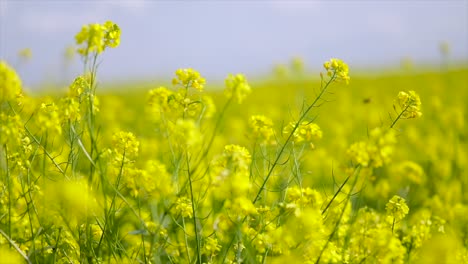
[[323, 58, 350, 84], [224, 73, 251, 103], [0, 61, 22, 102]]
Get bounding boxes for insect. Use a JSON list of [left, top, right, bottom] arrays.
[[363, 97, 372, 104]]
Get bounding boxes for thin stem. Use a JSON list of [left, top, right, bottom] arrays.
[[186, 151, 201, 263], [315, 166, 360, 264], [0, 228, 32, 264], [390, 103, 411, 128], [322, 165, 361, 215], [253, 74, 336, 204], [3, 144, 11, 239]]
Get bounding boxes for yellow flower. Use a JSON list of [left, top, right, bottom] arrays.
[[68, 75, 90, 98], [394, 90, 422, 119], [203, 237, 222, 256], [249, 115, 275, 144], [323, 58, 350, 84], [386, 195, 409, 222], [111, 131, 140, 161], [37, 102, 62, 135], [175, 197, 193, 218], [224, 73, 251, 103], [0, 60, 22, 102], [147, 86, 174, 114], [172, 68, 206, 91], [75, 21, 121, 57], [283, 121, 322, 145], [347, 127, 397, 168]]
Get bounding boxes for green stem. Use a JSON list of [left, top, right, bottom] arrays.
[[390, 102, 411, 128], [186, 151, 201, 263], [0, 228, 32, 264], [3, 144, 12, 239], [253, 74, 336, 204], [322, 165, 361, 215], [315, 166, 361, 264]]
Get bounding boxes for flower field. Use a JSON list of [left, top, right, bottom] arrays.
[[1, 21, 467, 264]]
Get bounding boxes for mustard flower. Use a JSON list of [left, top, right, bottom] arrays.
[[403, 218, 432, 249], [59, 97, 81, 122], [172, 68, 206, 91], [201, 95, 216, 119], [222, 144, 252, 173], [68, 75, 90, 98], [111, 131, 140, 162], [283, 121, 322, 145], [175, 197, 193, 218], [323, 58, 350, 84], [347, 127, 397, 168], [203, 237, 222, 256], [249, 115, 275, 144], [224, 73, 251, 103], [394, 161, 426, 185], [287, 186, 323, 209], [37, 102, 62, 135], [225, 197, 258, 217], [147, 86, 174, 114], [386, 195, 409, 223], [169, 119, 202, 148], [75, 21, 121, 57], [0, 113, 23, 145], [211, 144, 252, 199], [0, 60, 22, 102], [394, 90, 422, 119]]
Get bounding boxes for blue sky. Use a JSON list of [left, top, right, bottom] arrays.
[[0, 1, 467, 87]]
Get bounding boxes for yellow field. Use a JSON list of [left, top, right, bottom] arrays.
[[1, 21, 467, 264]]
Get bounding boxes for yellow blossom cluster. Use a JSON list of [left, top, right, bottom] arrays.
[[172, 68, 206, 91], [323, 58, 350, 84], [347, 127, 397, 168], [224, 73, 251, 103], [283, 121, 323, 145], [394, 90, 422, 119], [249, 115, 275, 144], [0, 60, 22, 102], [75, 21, 121, 57]]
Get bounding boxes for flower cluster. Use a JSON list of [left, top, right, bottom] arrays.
[[147, 69, 216, 121], [224, 73, 251, 103], [323, 58, 350, 84], [347, 127, 397, 168], [211, 144, 252, 199], [0, 60, 22, 102], [111, 131, 140, 163], [283, 121, 322, 145], [172, 68, 206, 91], [249, 115, 275, 144], [394, 90, 422, 119], [75, 21, 121, 57], [386, 195, 409, 223]]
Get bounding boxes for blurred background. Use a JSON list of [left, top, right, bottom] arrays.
[[0, 0, 467, 88]]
